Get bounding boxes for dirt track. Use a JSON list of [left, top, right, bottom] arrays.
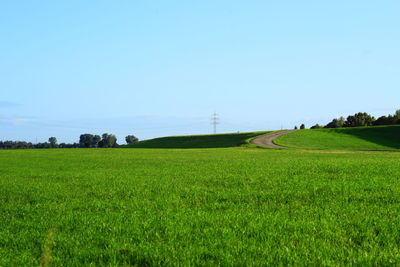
[[251, 130, 297, 148]]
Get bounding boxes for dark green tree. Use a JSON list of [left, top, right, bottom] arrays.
[[108, 134, 117, 147], [300, 124, 305, 129], [344, 112, 375, 127], [325, 117, 345, 128], [310, 124, 323, 129], [395, 110, 400, 123], [374, 115, 394, 126], [125, 135, 139, 144], [101, 133, 109, 148], [92, 135, 101, 148], [48, 137, 57, 148], [101, 133, 118, 148], [79, 134, 94, 148], [97, 140, 105, 148]]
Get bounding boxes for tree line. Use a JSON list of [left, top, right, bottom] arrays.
[[0, 134, 139, 149], [307, 109, 400, 129]]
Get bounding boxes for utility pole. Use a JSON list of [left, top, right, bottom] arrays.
[[211, 112, 219, 134]]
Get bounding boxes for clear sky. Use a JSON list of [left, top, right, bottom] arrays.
[[1, 1, 399, 143]]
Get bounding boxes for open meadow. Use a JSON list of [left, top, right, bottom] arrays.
[[2, 143, 400, 265]]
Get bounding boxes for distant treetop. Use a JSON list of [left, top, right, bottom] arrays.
[[310, 109, 400, 129]]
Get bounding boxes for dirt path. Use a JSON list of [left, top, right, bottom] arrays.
[[251, 130, 297, 149]]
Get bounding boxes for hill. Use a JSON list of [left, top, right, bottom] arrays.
[[126, 131, 268, 149], [275, 125, 400, 150]]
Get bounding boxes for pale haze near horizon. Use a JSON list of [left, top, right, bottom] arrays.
[[1, 1, 399, 143]]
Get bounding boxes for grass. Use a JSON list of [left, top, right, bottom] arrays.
[[275, 125, 400, 151], [125, 131, 268, 148], [1, 147, 400, 265]]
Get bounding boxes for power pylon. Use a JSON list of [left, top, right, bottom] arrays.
[[211, 112, 219, 134]]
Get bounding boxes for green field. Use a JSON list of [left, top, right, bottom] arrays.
[[275, 125, 400, 151], [126, 131, 267, 148], [2, 143, 400, 265]]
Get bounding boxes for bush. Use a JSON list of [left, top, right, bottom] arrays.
[[310, 124, 323, 129]]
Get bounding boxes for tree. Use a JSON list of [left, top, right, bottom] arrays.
[[79, 134, 104, 148], [48, 137, 57, 148], [101, 133, 118, 148], [325, 117, 345, 128], [373, 115, 395, 126], [92, 135, 101, 148], [0, 141, 33, 149], [79, 134, 95, 148], [98, 140, 105, 148], [125, 135, 139, 144], [109, 135, 117, 148], [294, 126, 298, 130], [108, 134, 118, 148], [373, 110, 400, 126], [101, 133, 109, 148], [395, 110, 400, 123], [310, 124, 323, 129], [300, 124, 305, 129], [344, 112, 375, 127], [35, 142, 51, 149]]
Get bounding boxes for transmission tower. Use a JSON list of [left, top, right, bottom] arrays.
[[211, 112, 219, 134]]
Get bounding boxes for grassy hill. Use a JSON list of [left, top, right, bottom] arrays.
[[275, 125, 400, 150], [126, 131, 268, 148]]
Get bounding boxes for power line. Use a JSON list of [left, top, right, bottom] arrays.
[[211, 112, 219, 134]]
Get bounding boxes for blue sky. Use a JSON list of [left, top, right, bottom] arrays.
[[1, 1, 399, 143]]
